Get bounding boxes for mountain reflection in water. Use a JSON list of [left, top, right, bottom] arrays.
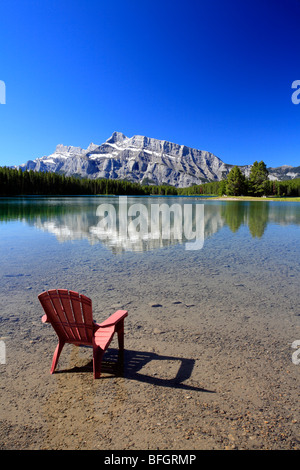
[[0, 196, 299, 254]]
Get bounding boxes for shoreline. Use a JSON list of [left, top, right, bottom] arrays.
[[210, 196, 300, 202], [1, 193, 300, 202]]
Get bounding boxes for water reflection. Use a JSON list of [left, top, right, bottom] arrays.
[[0, 197, 299, 253], [221, 201, 270, 238]]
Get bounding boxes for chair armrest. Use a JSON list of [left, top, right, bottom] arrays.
[[98, 310, 128, 328]]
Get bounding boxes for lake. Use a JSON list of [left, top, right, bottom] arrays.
[[0, 196, 299, 314], [1, 195, 300, 450]]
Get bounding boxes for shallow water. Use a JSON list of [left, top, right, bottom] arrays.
[[0, 196, 299, 324], [1, 195, 300, 450]]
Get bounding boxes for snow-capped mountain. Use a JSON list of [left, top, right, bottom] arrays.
[[13, 132, 232, 187], [13, 131, 299, 186]]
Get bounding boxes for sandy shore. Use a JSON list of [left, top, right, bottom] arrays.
[[1, 262, 299, 450]]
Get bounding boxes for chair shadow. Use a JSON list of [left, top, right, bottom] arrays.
[[57, 347, 215, 393]]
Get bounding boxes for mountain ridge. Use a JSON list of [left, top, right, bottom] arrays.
[[12, 131, 300, 187]]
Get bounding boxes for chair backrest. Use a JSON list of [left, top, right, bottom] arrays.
[[38, 289, 94, 344]]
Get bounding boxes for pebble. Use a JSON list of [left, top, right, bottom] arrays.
[[153, 328, 164, 334]]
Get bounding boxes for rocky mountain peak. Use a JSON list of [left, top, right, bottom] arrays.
[[13, 132, 300, 187], [106, 131, 127, 144]]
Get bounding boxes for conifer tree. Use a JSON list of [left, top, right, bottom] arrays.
[[225, 166, 246, 196], [248, 161, 269, 196]]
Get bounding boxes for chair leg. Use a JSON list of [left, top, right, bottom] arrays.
[[117, 348, 125, 376], [93, 345, 105, 379], [50, 340, 65, 374], [117, 320, 124, 350]]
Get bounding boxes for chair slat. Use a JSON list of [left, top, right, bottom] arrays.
[[80, 294, 93, 342], [58, 289, 80, 341], [48, 290, 75, 341], [69, 290, 88, 342], [38, 291, 67, 339]]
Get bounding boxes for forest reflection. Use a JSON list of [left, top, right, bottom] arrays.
[[0, 197, 299, 253], [221, 201, 270, 238]]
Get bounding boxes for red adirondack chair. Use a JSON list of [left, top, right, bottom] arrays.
[[38, 289, 128, 379]]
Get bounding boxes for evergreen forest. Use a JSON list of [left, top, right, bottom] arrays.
[[0, 164, 300, 197]]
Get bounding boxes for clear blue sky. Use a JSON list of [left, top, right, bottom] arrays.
[[1, 0, 300, 168]]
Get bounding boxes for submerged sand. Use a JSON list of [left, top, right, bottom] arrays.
[[0, 237, 299, 451]]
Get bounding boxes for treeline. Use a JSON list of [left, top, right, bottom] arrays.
[[177, 179, 300, 197], [0, 167, 178, 196], [1, 165, 300, 197]]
